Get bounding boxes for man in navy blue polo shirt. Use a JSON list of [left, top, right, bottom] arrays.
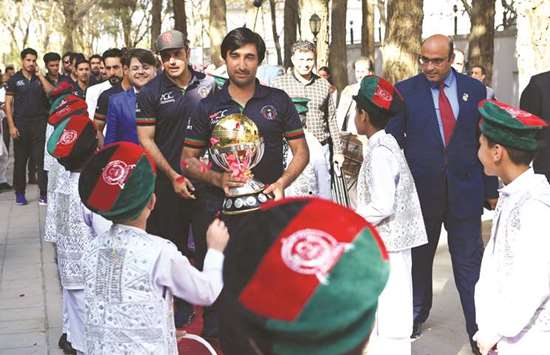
[[4, 48, 49, 205], [181, 27, 309, 343], [136, 30, 216, 328]]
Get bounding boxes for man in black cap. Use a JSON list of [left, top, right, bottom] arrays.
[[136, 29, 217, 328]]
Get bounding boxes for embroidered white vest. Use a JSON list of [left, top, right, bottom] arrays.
[[56, 172, 95, 289], [357, 133, 428, 252], [490, 176, 550, 333], [83, 225, 177, 355]]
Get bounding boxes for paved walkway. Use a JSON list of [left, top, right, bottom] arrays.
[[0, 176, 493, 355]]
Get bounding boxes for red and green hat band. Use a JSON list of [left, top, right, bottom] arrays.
[[79, 142, 157, 221]]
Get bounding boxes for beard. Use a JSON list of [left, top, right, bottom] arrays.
[[228, 71, 255, 88], [109, 75, 122, 85]]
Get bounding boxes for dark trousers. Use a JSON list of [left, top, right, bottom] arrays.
[[146, 173, 194, 327], [191, 193, 224, 337], [13, 121, 47, 195], [412, 211, 483, 338]]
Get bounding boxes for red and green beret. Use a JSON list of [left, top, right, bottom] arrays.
[[79, 142, 157, 221], [49, 97, 88, 126], [353, 75, 404, 116], [223, 197, 389, 355], [479, 99, 548, 151], [47, 114, 98, 171]]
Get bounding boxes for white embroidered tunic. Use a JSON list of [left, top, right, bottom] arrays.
[[356, 130, 427, 252], [55, 172, 98, 289], [285, 131, 331, 199], [44, 161, 70, 243], [475, 168, 550, 350], [83, 224, 224, 355]]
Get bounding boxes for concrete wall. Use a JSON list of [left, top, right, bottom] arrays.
[[345, 29, 519, 106]]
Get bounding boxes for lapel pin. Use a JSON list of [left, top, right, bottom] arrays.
[[463, 93, 469, 102]]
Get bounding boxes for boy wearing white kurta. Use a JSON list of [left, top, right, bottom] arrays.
[[474, 100, 550, 355], [78, 141, 228, 354], [352, 76, 428, 355]]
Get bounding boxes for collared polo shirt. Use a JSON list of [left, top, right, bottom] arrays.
[[5, 70, 49, 124], [184, 80, 305, 198], [136, 69, 216, 171]]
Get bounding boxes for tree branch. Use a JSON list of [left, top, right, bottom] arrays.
[[461, 0, 472, 17], [76, 0, 99, 19]]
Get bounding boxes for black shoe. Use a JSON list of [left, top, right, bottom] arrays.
[[411, 321, 423, 339], [0, 182, 12, 192], [470, 339, 482, 355], [58, 333, 67, 349], [63, 340, 77, 355]]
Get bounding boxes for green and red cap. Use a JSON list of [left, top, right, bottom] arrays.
[[48, 80, 75, 100], [47, 114, 98, 171], [223, 197, 389, 355], [353, 75, 404, 116], [478, 99, 548, 151], [49, 97, 88, 126], [79, 142, 157, 221]]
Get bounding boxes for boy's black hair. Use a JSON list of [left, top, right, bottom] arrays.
[[486, 136, 536, 166], [221, 27, 266, 64], [20, 48, 38, 59], [43, 52, 61, 65], [356, 100, 392, 130]]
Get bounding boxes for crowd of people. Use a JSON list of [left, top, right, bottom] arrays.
[[0, 26, 549, 355]]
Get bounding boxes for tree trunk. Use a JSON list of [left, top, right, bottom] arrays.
[[300, 0, 330, 67], [516, 0, 550, 92], [151, 0, 162, 50], [173, 0, 188, 39], [284, 0, 299, 68], [329, 0, 348, 91], [361, 0, 375, 63], [269, 0, 283, 65], [467, 0, 496, 84], [381, 0, 423, 84], [120, 8, 133, 47], [62, 0, 76, 52], [209, 0, 227, 66]]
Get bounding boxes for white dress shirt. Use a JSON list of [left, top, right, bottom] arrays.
[[85, 80, 111, 120]]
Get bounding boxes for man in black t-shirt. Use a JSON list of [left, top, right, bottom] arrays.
[[181, 27, 309, 343], [4, 48, 50, 205], [136, 30, 216, 327]]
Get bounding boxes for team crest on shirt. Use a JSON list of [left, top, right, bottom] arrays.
[[160, 91, 176, 105], [102, 160, 136, 188], [281, 228, 353, 284], [16, 80, 25, 87], [59, 129, 78, 145], [198, 86, 210, 98], [260, 105, 277, 120]]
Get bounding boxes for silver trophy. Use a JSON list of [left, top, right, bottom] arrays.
[[209, 113, 272, 214]]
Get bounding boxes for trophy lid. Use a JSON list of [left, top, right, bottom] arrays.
[[210, 113, 261, 149]]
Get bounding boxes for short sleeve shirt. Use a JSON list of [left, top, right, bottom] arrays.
[[95, 84, 124, 121], [184, 81, 305, 198], [136, 69, 216, 172], [6, 71, 49, 123]]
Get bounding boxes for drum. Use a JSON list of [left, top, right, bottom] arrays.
[[341, 133, 363, 178]]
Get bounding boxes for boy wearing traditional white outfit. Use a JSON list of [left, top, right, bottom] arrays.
[[474, 99, 550, 355], [47, 114, 111, 354], [78, 141, 228, 354], [353, 76, 428, 355]]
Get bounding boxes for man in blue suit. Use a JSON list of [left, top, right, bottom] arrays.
[[104, 48, 157, 145], [386, 35, 498, 354]]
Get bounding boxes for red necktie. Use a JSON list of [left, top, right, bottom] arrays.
[[438, 82, 456, 146]]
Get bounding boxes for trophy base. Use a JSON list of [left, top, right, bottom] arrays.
[[222, 191, 272, 215]]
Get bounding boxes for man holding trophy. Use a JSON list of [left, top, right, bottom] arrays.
[[181, 27, 309, 343]]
